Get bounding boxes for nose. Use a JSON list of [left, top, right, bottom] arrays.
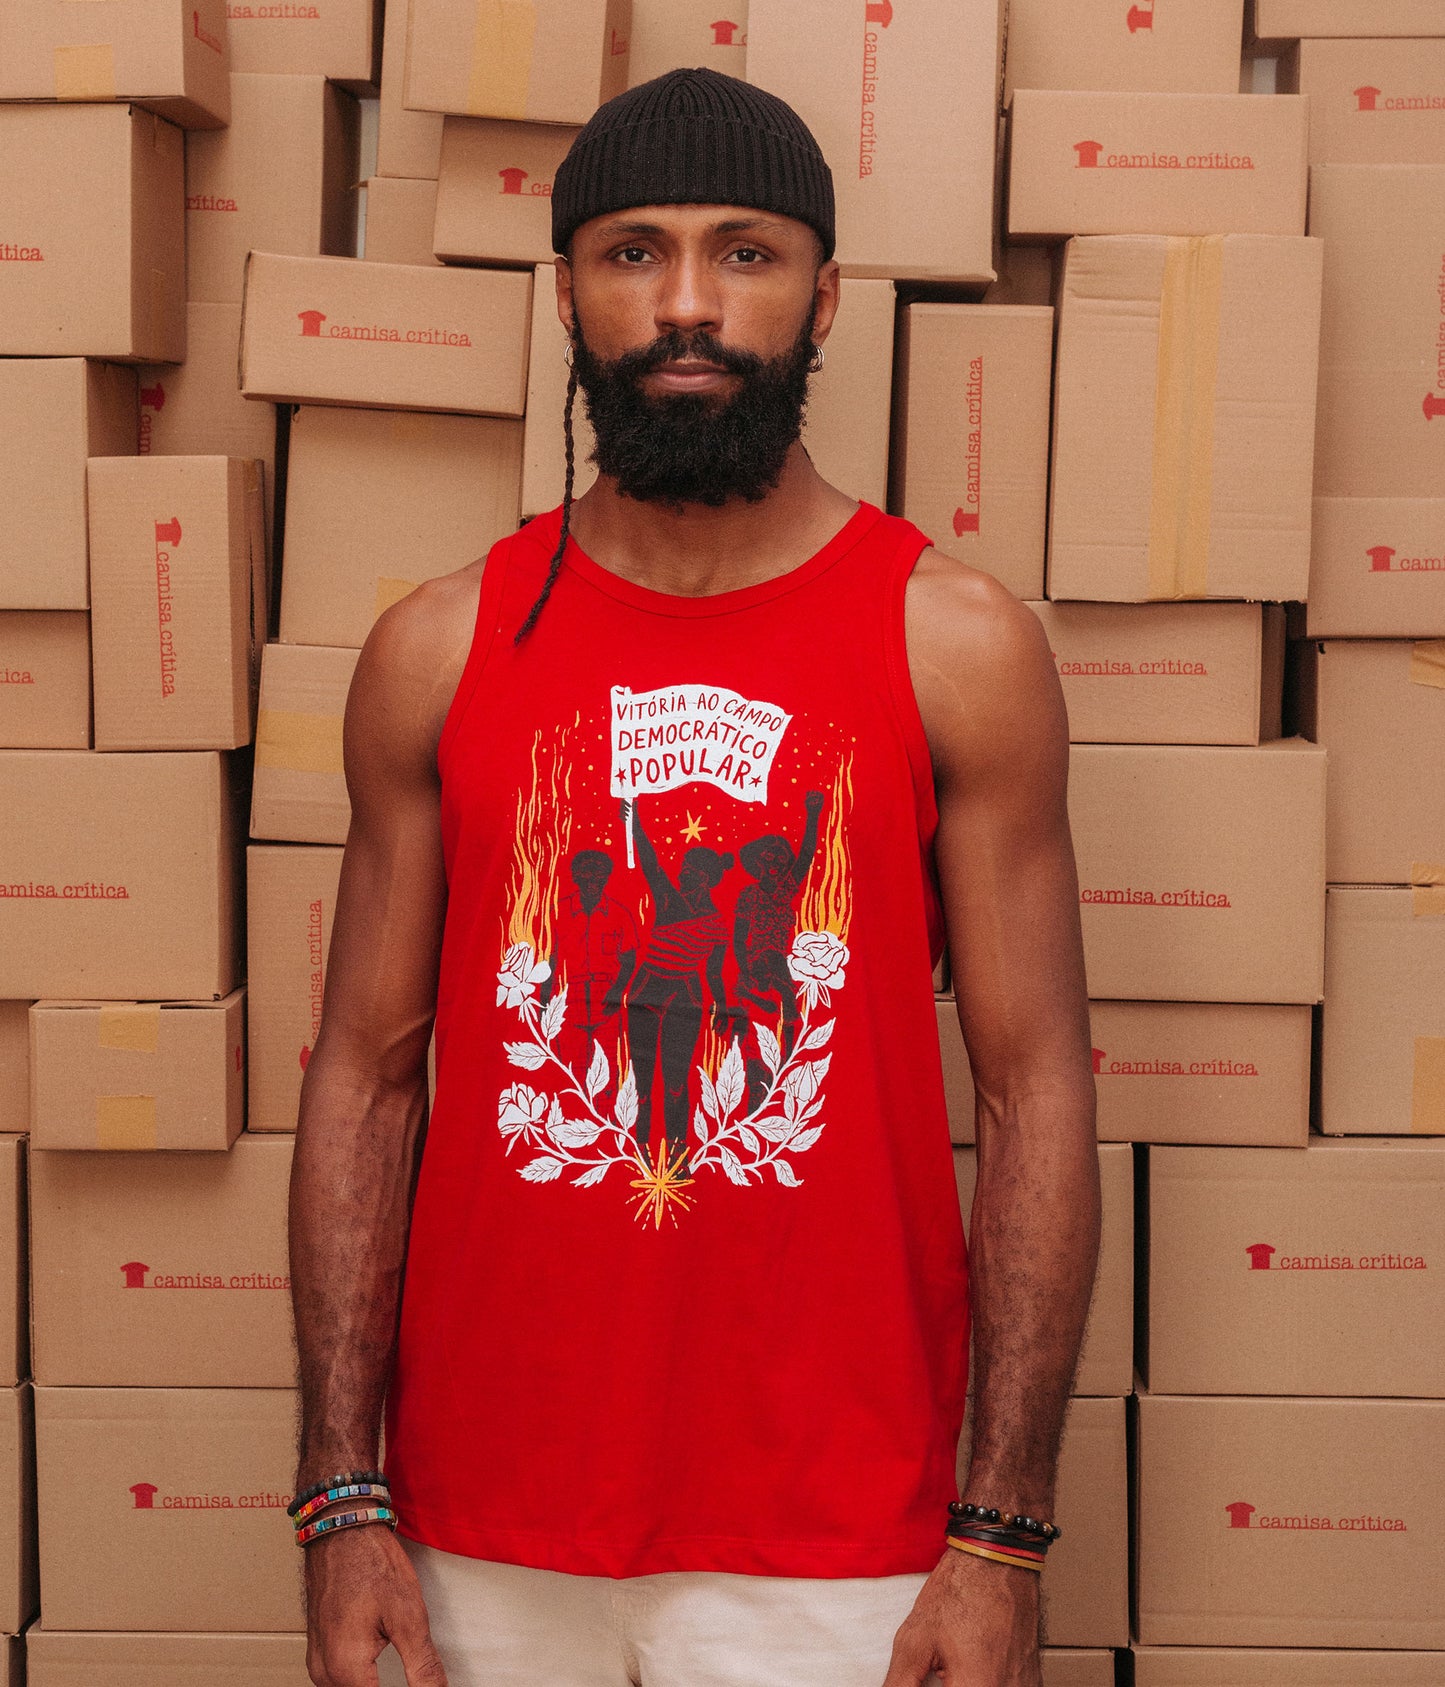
[[653, 246, 723, 342]]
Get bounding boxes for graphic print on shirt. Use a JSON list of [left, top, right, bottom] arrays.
[[494, 681, 854, 1227]]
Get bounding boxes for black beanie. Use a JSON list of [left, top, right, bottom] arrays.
[[551, 68, 835, 261]]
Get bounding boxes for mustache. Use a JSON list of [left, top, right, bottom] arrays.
[[606, 329, 769, 383]]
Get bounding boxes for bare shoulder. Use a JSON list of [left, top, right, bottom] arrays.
[[902, 546, 1066, 786]]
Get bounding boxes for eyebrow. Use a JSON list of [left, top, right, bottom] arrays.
[[595, 216, 787, 239]]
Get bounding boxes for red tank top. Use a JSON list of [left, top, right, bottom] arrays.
[[383, 500, 971, 1578]]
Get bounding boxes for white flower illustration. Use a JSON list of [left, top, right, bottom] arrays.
[[787, 929, 850, 1009], [498, 1083, 546, 1142], [496, 942, 551, 1009]]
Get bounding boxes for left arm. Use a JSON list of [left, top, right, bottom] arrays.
[[883, 551, 1100, 1687]]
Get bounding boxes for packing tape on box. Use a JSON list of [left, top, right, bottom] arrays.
[[1146, 236, 1223, 602], [96, 1095, 158, 1151], [375, 578, 420, 620], [255, 708, 346, 776], [98, 1004, 160, 1054], [468, 0, 536, 119], [1411, 862, 1445, 917], [53, 42, 115, 101], [1409, 640, 1445, 689], [1412, 1038, 1445, 1132]]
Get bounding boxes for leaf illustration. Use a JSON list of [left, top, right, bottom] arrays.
[[504, 1041, 548, 1071], [756, 1022, 781, 1077], [789, 1125, 824, 1153], [692, 1104, 711, 1147], [749, 1115, 795, 1144], [549, 1117, 602, 1149], [540, 983, 568, 1043], [520, 1156, 564, 1182], [614, 1069, 638, 1133], [736, 1124, 760, 1155], [699, 1067, 720, 1122], [719, 1146, 751, 1186], [810, 1051, 832, 1087], [772, 1160, 801, 1186], [585, 1041, 609, 1099], [572, 1161, 611, 1187], [716, 1041, 745, 1120], [802, 1018, 834, 1052]]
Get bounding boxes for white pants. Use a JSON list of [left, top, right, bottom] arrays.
[[379, 1534, 944, 1687]]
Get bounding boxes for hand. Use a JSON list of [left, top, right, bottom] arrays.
[[619, 797, 633, 825], [712, 1001, 734, 1037], [881, 1547, 1042, 1687], [304, 1522, 448, 1686], [804, 789, 825, 816]]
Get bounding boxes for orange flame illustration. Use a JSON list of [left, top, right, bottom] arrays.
[[503, 722, 576, 963], [798, 751, 853, 942]]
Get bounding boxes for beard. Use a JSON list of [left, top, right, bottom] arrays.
[[570, 303, 817, 510]]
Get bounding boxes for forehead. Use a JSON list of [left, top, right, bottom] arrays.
[[573, 203, 812, 246]]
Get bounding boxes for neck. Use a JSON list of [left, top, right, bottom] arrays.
[[564, 442, 859, 597]]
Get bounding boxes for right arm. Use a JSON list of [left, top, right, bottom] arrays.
[[289, 570, 479, 1687]]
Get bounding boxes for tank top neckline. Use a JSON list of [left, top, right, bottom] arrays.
[[525, 497, 885, 621]]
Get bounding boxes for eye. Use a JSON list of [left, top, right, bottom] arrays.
[[727, 246, 767, 264], [615, 245, 652, 264]]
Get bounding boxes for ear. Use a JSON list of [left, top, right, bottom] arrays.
[[809, 256, 842, 347], [554, 255, 577, 340]]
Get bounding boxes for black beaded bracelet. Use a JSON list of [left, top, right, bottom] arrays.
[[947, 1500, 1061, 1543], [288, 1469, 388, 1519]]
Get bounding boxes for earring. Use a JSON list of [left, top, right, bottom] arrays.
[[563, 340, 575, 367], [807, 343, 825, 372]]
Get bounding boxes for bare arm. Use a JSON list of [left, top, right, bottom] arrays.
[[883, 551, 1098, 1685], [289, 567, 479, 1687]]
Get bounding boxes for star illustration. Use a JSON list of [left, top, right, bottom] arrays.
[[627, 1139, 698, 1228], [681, 812, 706, 842]]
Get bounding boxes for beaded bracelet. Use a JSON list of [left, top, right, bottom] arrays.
[[947, 1501, 1062, 1544], [295, 1504, 398, 1548], [288, 1470, 387, 1519], [292, 1480, 392, 1528]]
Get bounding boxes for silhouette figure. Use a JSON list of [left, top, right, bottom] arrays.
[[613, 798, 733, 1169], [542, 849, 638, 1062]]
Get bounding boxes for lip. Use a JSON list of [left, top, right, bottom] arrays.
[[645, 360, 734, 391]]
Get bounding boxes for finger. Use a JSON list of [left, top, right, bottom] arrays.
[[878, 1634, 936, 1687], [394, 1633, 449, 1687], [310, 1648, 381, 1687]]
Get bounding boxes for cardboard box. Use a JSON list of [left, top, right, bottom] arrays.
[[239, 252, 532, 417], [35, 1385, 304, 1631], [363, 176, 442, 266], [404, 0, 630, 121], [747, 0, 999, 283], [940, 998, 1311, 1146], [0, 1385, 37, 1636], [1310, 166, 1445, 499], [0, 751, 243, 1001], [958, 1393, 1127, 1646], [1146, 1139, 1445, 1396], [982, 239, 1060, 307], [0, 0, 230, 130], [251, 645, 358, 844], [0, 1009, 27, 1138], [0, 614, 91, 749], [1297, 639, 1445, 885], [1038, 1657, 1116, 1687], [1069, 739, 1327, 1003], [1008, 91, 1309, 240], [1004, 0, 1244, 99], [1048, 234, 1321, 603], [432, 118, 579, 267], [1134, 1392, 1445, 1647], [0, 1140, 26, 1390], [186, 74, 359, 305], [279, 405, 522, 649], [0, 360, 136, 611], [247, 845, 342, 1133], [31, 1134, 296, 1385], [1283, 37, 1445, 168], [88, 456, 267, 752], [1132, 1648, 1445, 1686], [226, 0, 378, 90], [1321, 887, 1445, 1137], [628, 0, 748, 85], [28, 1631, 311, 1686], [956, 1142, 1132, 1396], [136, 303, 279, 549], [1027, 602, 1284, 745], [376, 0, 442, 179], [0, 104, 184, 362], [1250, 1, 1445, 41], [29, 992, 245, 1152], [1307, 498, 1445, 637], [892, 304, 1052, 599]]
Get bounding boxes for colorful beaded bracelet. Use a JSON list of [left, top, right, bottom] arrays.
[[947, 1500, 1061, 1543], [288, 1470, 387, 1519], [292, 1480, 392, 1528], [295, 1504, 398, 1548]]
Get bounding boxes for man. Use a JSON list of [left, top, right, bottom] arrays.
[[291, 68, 1099, 1687]]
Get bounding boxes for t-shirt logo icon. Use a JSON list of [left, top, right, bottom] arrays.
[[130, 1481, 159, 1508], [498, 167, 528, 195], [1354, 85, 1381, 111], [120, 1261, 151, 1288], [1126, 2, 1154, 32], [1245, 1242, 1275, 1270], [1225, 1500, 1255, 1528], [1367, 545, 1396, 572], [1074, 140, 1104, 168], [297, 309, 326, 337], [1424, 393, 1445, 420], [953, 507, 979, 536], [139, 382, 165, 412], [865, 0, 893, 25], [1091, 1047, 1106, 1073], [154, 518, 182, 548], [710, 19, 741, 44]]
